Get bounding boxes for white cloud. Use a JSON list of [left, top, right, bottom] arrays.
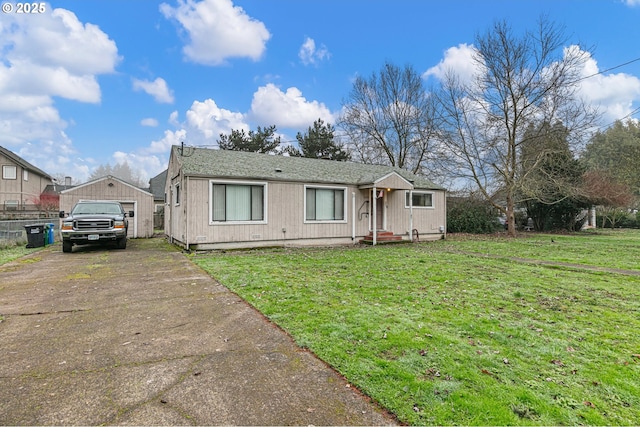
[[141, 118, 159, 127], [112, 151, 165, 184], [168, 111, 180, 126], [186, 98, 248, 138], [0, 6, 119, 181], [624, 0, 640, 6], [132, 77, 175, 104], [249, 83, 334, 128], [299, 37, 330, 66], [572, 46, 640, 125], [160, 0, 270, 65], [423, 43, 480, 85], [426, 43, 640, 127], [118, 85, 336, 181], [147, 129, 188, 154], [115, 100, 249, 180]]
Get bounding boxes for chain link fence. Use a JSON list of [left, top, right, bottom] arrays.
[[0, 219, 57, 246]]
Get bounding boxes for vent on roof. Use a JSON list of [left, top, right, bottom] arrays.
[[275, 168, 282, 173]]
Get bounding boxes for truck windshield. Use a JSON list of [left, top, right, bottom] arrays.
[[72, 203, 122, 215]]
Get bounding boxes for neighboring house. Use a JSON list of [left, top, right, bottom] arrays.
[[59, 175, 155, 238], [165, 146, 447, 250], [0, 145, 54, 212], [148, 169, 167, 210], [148, 169, 167, 230]]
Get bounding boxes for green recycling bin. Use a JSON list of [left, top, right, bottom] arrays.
[[46, 223, 55, 245]]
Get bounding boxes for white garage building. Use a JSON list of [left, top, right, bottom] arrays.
[[60, 175, 154, 238]]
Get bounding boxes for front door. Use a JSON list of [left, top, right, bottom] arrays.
[[370, 189, 385, 231]]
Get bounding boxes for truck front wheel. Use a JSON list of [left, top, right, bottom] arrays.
[[117, 237, 127, 249], [62, 240, 72, 253]]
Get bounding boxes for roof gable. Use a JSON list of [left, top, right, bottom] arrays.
[[0, 146, 52, 180], [61, 175, 153, 196], [366, 171, 413, 190], [171, 146, 444, 190]]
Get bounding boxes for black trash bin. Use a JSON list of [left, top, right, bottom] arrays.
[[24, 224, 45, 248]]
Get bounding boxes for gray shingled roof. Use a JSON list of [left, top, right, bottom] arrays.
[[149, 169, 167, 201], [173, 146, 444, 190]]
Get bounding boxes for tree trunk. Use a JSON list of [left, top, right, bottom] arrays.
[[506, 194, 517, 237]]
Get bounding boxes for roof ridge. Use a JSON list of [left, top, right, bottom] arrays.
[[172, 145, 445, 190]]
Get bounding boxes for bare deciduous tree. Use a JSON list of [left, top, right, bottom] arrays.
[[88, 162, 146, 188], [338, 62, 439, 175], [435, 17, 599, 236]]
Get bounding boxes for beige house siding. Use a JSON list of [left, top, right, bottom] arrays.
[[0, 151, 52, 208], [371, 173, 413, 190], [385, 189, 447, 236], [60, 176, 154, 238], [170, 176, 445, 249]]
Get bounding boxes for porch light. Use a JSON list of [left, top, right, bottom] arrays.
[[387, 188, 391, 192]]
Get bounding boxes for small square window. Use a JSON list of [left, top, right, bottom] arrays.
[[2, 165, 17, 180]]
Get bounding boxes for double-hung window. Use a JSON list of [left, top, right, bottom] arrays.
[[405, 191, 433, 208], [305, 186, 345, 222], [211, 181, 266, 223]]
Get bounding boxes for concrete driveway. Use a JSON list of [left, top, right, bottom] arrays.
[[0, 238, 396, 425]]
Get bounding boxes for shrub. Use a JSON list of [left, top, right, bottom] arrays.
[[447, 197, 502, 234]]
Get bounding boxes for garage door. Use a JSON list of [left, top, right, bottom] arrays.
[[120, 202, 136, 238]]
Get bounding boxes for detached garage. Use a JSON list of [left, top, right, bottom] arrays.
[[60, 175, 154, 238]]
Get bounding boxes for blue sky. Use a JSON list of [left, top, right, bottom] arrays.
[[2, 0, 640, 184]]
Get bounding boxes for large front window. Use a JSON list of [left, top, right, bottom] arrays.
[[305, 187, 345, 221], [405, 191, 433, 208], [211, 182, 265, 222]]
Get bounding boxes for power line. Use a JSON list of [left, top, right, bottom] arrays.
[[577, 56, 640, 82]]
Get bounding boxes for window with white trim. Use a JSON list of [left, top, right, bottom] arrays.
[[211, 182, 265, 222], [2, 165, 17, 180], [174, 183, 180, 205], [405, 191, 433, 208], [305, 186, 346, 221]]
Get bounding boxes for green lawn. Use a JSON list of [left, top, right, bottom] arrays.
[[193, 231, 640, 425], [0, 243, 39, 266]]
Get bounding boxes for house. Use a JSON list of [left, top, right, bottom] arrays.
[[59, 175, 155, 238], [0, 145, 54, 213], [148, 169, 167, 229], [165, 146, 446, 250]]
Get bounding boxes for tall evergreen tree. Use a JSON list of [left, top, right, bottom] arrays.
[[287, 119, 350, 161], [218, 125, 282, 154], [519, 122, 588, 230], [581, 120, 640, 199]]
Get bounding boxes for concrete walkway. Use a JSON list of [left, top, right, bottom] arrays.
[[0, 238, 396, 425]]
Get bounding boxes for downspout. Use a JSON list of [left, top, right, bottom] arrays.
[[409, 189, 413, 242], [168, 186, 173, 244], [372, 186, 377, 246], [351, 192, 356, 243], [184, 177, 189, 251]]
